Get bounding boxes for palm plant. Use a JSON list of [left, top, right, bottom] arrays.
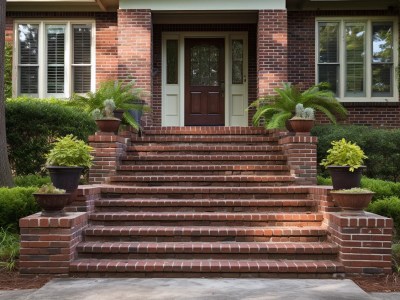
[[68, 80, 149, 130], [250, 83, 348, 129]]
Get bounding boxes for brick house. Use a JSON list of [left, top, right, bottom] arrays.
[[5, 0, 400, 127], [13, 0, 395, 278]]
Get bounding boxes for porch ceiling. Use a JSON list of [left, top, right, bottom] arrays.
[[6, 0, 119, 12]]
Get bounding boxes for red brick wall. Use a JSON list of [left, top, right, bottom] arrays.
[[117, 9, 152, 126], [257, 10, 288, 97], [288, 10, 400, 128], [5, 12, 118, 88], [152, 24, 257, 127]]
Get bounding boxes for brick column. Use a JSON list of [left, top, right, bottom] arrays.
[[257, 10, 288, 97], [66, 185, 101, 214], [118, 9, 152, 126], [19, 212, 87, 276], [88, 132, 129, 184], [327, 212, 393, 275], [278, 133, 317, 185]]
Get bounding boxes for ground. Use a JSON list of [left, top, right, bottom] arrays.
[[0, 269, 399, 293]]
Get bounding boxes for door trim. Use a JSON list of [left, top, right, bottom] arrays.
[[161, 31, 248, 127]]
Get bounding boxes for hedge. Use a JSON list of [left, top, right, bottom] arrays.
[[312, 125, 400, 182], [14, 175, 51, 188], [6, 98, 97, 175], [368, 197, 400, 242]]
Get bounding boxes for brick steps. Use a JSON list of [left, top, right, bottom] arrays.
[[128, 145, 282, 152], [142, 126, 269, 135], [83, 225, 328, 242], [130, 136, 278, 144], [116, 165, 290, 176], [76, 241, 339, 260], [108, 175, 295, 187], [70, 259, 344, 277], [94, 198, 316, 213]]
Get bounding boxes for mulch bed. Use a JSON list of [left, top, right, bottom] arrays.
[[352, 275, 400, 293], [0, 270, 52, 290]]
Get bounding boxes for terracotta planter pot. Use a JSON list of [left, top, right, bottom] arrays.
[[328, 166, 365, 190], [95, 119, 121, 133], [288, 119, 314, 133], [33, 193, 71, 216], [330, 191, 375, 211]]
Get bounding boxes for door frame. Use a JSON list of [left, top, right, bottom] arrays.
[[161, 32, 248, 127]]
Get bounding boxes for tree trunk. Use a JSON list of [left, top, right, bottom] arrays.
[[0, 0, 14, 187]]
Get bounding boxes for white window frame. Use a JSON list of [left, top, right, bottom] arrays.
[[315, 16, 399, 102], [13, 20, 96, 99]]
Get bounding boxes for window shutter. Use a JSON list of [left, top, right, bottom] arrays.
[[47, 25, 65, 94], [73, 25, 92, 93]]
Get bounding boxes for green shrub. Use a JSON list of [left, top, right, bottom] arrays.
[[4, 43, 12, 99], [14, 175, 51, 187], [312, 125, 400, 181], [6, 98, 96, 175], [393, 244, 400, 273], [0, 227, 19, 271], [367, 197, 400, 242], [0, 187, 39, 230]]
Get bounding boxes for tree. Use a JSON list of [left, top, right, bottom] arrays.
[[0, 0, 14, 187]]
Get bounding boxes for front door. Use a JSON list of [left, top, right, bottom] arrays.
[[185, 38, 225, 126]]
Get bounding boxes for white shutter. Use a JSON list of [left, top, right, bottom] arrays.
[[73, 25, 92, 93], [47, 25, 65, 94]]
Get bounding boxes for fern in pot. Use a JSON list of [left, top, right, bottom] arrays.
[[46, 135, 93, 195]]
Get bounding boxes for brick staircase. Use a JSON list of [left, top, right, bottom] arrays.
[[70, 127, 344, 277]]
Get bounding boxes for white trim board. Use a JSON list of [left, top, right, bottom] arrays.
[[120, 0, 285, 10]]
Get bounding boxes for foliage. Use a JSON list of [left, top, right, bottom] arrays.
[[393, 244, 400, 273], [6, 98, 96, 175], [4, 43, 12, 99], [367, 197, 400, 242], [320, 138, 367, 172], [312, 125, 400, 181], [14, 175, 51, 187], [46, 135, 93, 168], [69, 80, 149, 130], [250, 82, 347, 129], [331, 188, 373, 194], [36, 183, 65, 194], [0, 227, 19, 271], [0, 187, 39, 229]]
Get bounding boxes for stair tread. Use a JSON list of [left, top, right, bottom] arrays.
[[121, 154, 286, 161], [128, 145, 282, 151], [117, 165, 289, 171], [109, 175, 295, 182], [70, 259, 344, 273]]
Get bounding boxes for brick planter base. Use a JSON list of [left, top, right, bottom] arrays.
[[19, 212, 88, 276]]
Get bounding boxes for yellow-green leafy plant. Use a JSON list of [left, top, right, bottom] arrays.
[[320, 138, 367, 172], [46, 135, 93, 168]]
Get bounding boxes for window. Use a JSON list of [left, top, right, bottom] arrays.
[[317, 18, 398, 101], [15, 21, 95, 98]]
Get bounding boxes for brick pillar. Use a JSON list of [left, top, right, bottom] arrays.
[[118, 9, 152, 126], [88, 132, 129, 184], [19, 212, 87, 276], [278, 133, 317, 185], [257, 10, 288, 97], [66, 186, 101, 214], [327, 212, 393, 275]]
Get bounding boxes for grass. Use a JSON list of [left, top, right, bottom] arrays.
[[0, 227, 19, 271]]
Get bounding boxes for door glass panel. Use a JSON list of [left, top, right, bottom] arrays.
[[190, 44, 219, 86], [232, 40, 243, 84], [167, 40, 178, 84]]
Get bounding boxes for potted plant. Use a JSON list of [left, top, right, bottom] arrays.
[[92, 99, 121, 133], [288, 103, 315, 133], [320, 138, 367, 190], [33, 184, 70, 216], [46, 135, 93, 194], [330, 188, 375, 211], [250, 82, 347, 130]]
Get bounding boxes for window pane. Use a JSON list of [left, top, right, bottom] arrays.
[[372, 23, 393, 63], [232, 39, 243, 84], [20, 66, 38, 94], [73, 25, 91, 64], [18, 24, 39, 65], [372, 65, 392, 97], [190, 44, 219, 86], [73, 66, 91, 93], [345, 23, 365, 97], [166, 40, 178, 84], [318, 64, 339, 95], [319, 22, 339, 63], [47, 25, 65, 93]]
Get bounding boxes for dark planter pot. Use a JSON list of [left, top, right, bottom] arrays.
[[328, 166, 365, 190], [33, 193, 71, 217], [288, 119, 314, 133], [47, 166, 83, 194], [330, 191, 375, 211], [114, 109, 124, 120], [95, 119, 121, 133]]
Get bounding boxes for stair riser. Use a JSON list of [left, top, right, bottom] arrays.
[[101, 193, 310, 200], [108, 181, 295, 187], [95, 206, 315, 213], [130, 151, 283, 156], [90, 221, 323, 227], [131, 137, 278, 143], [121, 161, 287, 166], [77, 253, 338, 260], [116, 171, 289, 176], [84, 235, 326, 243]]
